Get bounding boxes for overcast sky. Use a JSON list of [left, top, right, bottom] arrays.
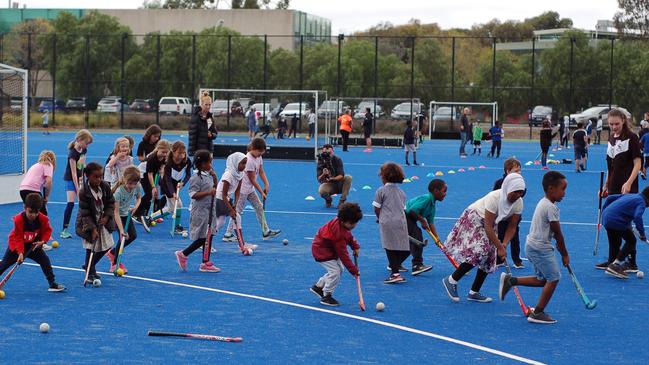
[[17, 0, 621, 34]]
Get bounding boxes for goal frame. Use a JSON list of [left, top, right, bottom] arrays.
[[198, 88, 327, 159], [0, 63, 28, 174], [428, 101, 498, 138]]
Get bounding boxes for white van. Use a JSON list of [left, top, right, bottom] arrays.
[[159, 97, 192, 115]]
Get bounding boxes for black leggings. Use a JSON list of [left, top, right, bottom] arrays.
[[19, 190, 48, 216], [606, 227, 637, 264], [406, 215, 424, 266], [109, 216, 137, 264], [84, 248, 109, 277], [385, 249, 410, 274], [135, 176, 166, 218], [451, 262, 489, 293], [182, 235, 214, 263], [497, 218, 521, 263], [0, 244, 55, 284], [490, 140, 501, 157], [341, 130, 350, 151]]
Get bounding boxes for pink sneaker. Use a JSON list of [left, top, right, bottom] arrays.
[[106, 249, 115, 264], [199, 261, 221, 273], [175, 250, 188, 271], [109, 263, 117, 273], [119, 263, 128, 274]]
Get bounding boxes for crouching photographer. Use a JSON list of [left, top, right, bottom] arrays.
[[317, 144, 353, 208]]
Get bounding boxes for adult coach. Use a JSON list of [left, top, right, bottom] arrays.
[[597, 108, 642, 271], [317, 144, 352, 208], [459, 107, 470, 157], [363, 107, 373, 152], [338, 110, 353, 152], [188, 91, 217, 157]]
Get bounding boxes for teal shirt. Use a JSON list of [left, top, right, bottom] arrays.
[[113, 184, 143, 217], [404, 193, 436, 223]]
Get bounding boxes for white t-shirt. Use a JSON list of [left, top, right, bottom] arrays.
[[240, 152, 262, 195], [216, 170, 240, 200], [468, 189, 523, 220], [526, 197, 560, 251]]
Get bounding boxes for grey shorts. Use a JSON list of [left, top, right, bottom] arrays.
[[525, 244, 561, 282], [404, 144, 416, 152]]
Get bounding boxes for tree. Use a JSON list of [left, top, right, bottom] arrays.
[[275, 0, 289, 9], [162, 0, 215, 9], [6, 19, 52, 103], [614, 0, 649, 36], [524, 11, 573, 30], [142, 0, 162, 8]]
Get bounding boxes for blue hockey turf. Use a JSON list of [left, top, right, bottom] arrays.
[[0, 131, 647, 364]]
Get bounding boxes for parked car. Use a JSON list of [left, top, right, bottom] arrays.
[[530, 105, 553, 126], [318, 100, 349, 117], [279, 102, 310, 118], [210, 99, 237, 116], [38, 98, 66, 113], [66, 97, 86, 112], [10, 98, 22, 111], [391, 102, 424, 120], [432, 106, 460, 124], [570, 105, 632, 128], [96, 97, 129, 113], [130, 99, 157, 113], [353, 100, 383, 119], [245, 102, 273, 119], [158, 96, 192, 115]]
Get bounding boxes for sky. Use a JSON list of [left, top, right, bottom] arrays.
[[15, 0, 622, 34]]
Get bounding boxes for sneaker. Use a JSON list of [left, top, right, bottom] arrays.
[[222, 232, 238, 242], [513, 261, 525, 269], [576, 169, 581, 173], [48, 282, 66, 292], [581, 166, 587, 172], [412, 264, 432, 276], [541, 166, 550, 170], [106, 249, 115, 265], [442, 276, 460, 302], [499, 273, 513, 301], [527, 310, 557, 324], [309, 285, 324, 299], [118, 263, 128, 274], [383, 273, 406, 284], [59, 229, 72, 239], [175, 250, 188, 271], [199, 261, 221, 273], [320, 294, 340, 307], [325, 197, 332, 208], [405, 161, 410, 166], [641, 171, 647, 180], [244, 243, 258, 251], [413, 161, 419, 166], [386, 265, 408, 272], [262, 229, 281, 240], [174, 225, 186, 234], [467, 292, 493, 303], [606, 262, 628, 279], [109, 263, 117, 273], [595, 261, 610, 270], [42, 243, 52, 251], [623, 261, 639, 273]]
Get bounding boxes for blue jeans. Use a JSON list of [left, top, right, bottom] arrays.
[[459, 131, 468, 155]]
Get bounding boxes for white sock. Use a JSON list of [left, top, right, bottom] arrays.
[[469, 290, 477, 295], [448, 275, 458, 285]]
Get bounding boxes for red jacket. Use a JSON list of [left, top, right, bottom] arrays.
[[8, 212, 52, 254], [312, 218, 360, 276]]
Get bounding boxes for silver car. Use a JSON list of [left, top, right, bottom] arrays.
[[570, 106, 631, 128], [353, 101, 383, 119]]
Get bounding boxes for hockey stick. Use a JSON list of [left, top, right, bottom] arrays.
[[83, 230, 101, 287], [169, 183, 181, 238], [0, 245, 36, 289], [567, 265, 597, 310], [593, 171, 604, 256], [232, 215, 253, 256], [408, 235, 428, 247], [148, 173, 160, 222], [147, 330, 242, 343], [424, 229, 459, 269], [113, 213, 132, 276], [202, 179, 217, 264], [353, 255, 366, 311], [503, 260, 531, 316]]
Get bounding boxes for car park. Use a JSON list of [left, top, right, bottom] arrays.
[[279, 102, 310, 118], [66, 97, 86, 112], [391, 102, 424, 120], [38, 98, 66, 113], [130, 99, 157, 113], [158, 96, 192, 115], [570, 105, 632, 128], [353, 100, 383, 119], [97, 97, 129, 113]]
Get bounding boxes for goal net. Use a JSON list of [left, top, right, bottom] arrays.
[[428, 101, 498, 137], [0, 63, 27, 175], [198, 88, 326, 158]]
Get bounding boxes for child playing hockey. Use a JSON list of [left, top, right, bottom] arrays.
[[404, 120, 418, 166], [60, 129, 93, 239], [0, 193, 65, 292], [499, 171, 570, 324], [152, 141, 192, 234], [310, 202, 363, 306], [472, 121, 482, 155]]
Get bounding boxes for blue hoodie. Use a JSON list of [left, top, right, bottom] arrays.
[[601, 193, 647, 236]]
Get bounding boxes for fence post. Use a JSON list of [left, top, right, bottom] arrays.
[[27, 33, 31, 124], [491, 37, 496, 104], [337, 34, 343, 96], [226, 34, 231, 128], [51, 34, 56, 128], [530, 37, 536, 140], [191, 34, 196, 106], [410, 36, 415, 122], [155, 34, 160, 125], [451, 37, 456, 102], [299, 35, 304, 130], [120, 33, 126, 129], [608, 38, 614, 108], [373, 36, 378, 132], [569, 36, 575, 114], [84, 34, 90, 128]]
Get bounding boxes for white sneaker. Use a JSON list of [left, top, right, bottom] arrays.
[[42, 244, 52, 251], [222, 232, 238, 242]]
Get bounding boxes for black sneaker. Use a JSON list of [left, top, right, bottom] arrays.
[[499, 273, 513, 301], [309, 285, 324, 299], [386, 265, 408, 272], [513, 261, 525, 269], [405, 161, 410, 166], [383, 273, 406, 284], [412, 264, 432, 276], [174, 225, 186, 234], [623, 261, 639, 273], [595, 261, 610, 270], [527, 310, 557, 324], [605, 262, 629, 279], [48, 282, 66, 292], [320, 294, 340, 307]]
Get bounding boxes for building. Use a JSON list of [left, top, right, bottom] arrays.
[[0, 8, 332, 50], [496, 20, 621, 53]]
